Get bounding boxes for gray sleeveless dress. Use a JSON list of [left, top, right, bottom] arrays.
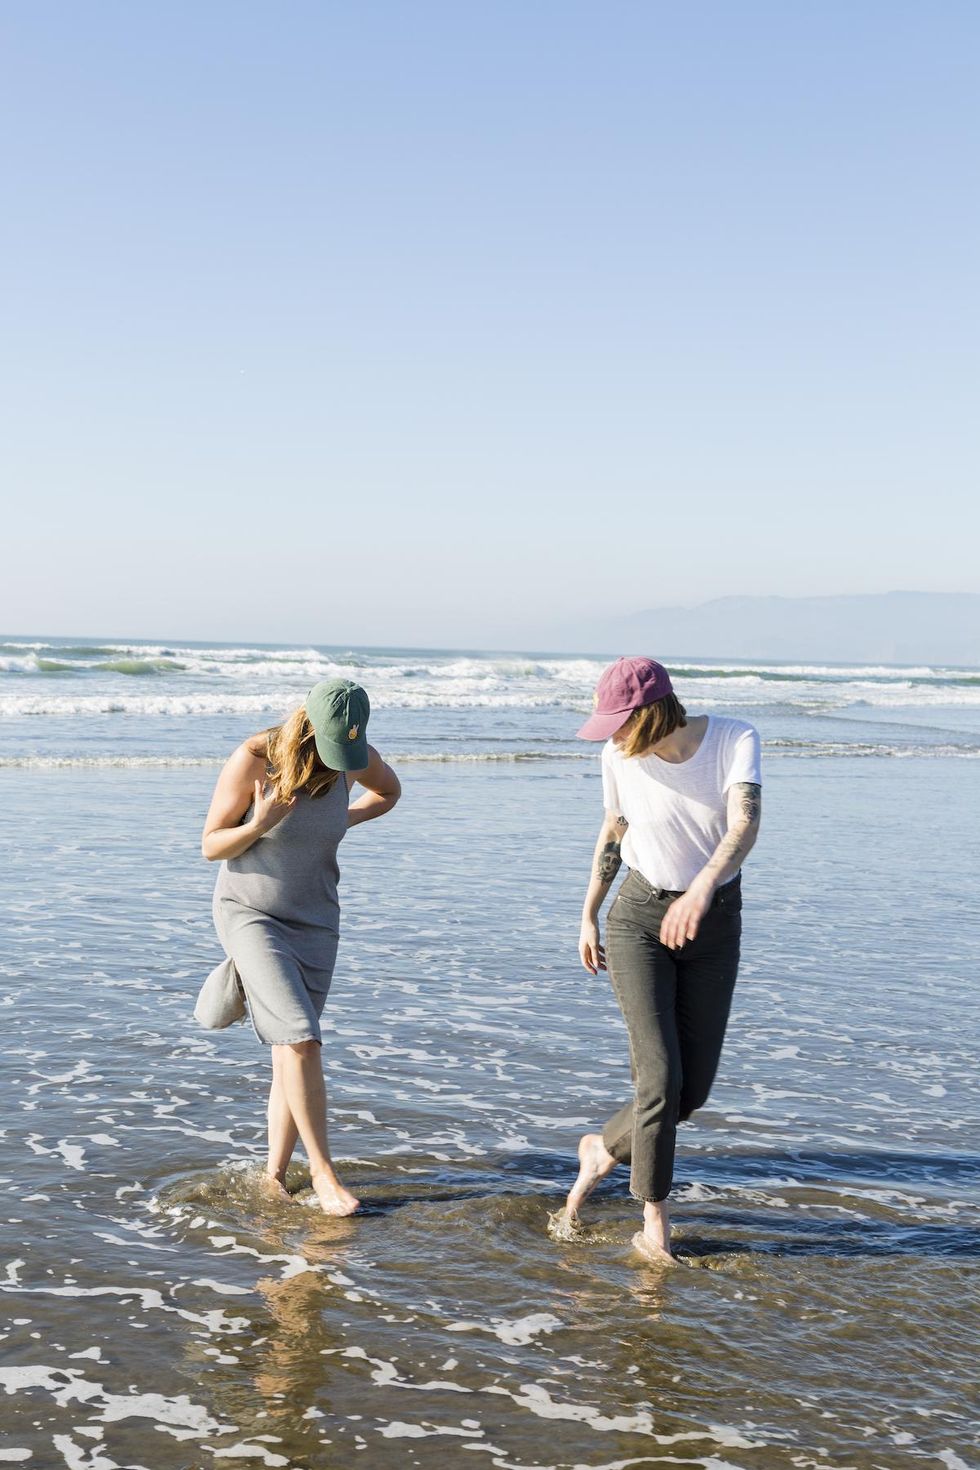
[[211, 774, 349, 1045]]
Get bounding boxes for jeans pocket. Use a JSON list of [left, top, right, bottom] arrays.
[[618, 871, 654, 907], [715, 885, 743, 915]]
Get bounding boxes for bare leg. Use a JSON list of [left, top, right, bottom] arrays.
[[264, 1049, 299, 1200], [565, 1133, 618, 1219], [274, 1041, 360, 1216], [632, 1198, 676, 1264]]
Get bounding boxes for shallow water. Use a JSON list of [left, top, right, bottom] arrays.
[[1, 739, 978, 1468], [1, 644, 978, 1465]]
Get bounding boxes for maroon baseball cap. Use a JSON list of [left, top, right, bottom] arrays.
[[577, 656, 674, 741]]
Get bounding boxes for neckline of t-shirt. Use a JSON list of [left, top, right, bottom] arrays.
[[642, 713, 714, 769]]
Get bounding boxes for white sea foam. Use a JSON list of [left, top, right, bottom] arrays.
[[1, 1278, 250, 1334], [211, 1446, 290, 1466], [0, 752, 590, 768], [377, 1422, 483, 1439], [2, 643, 977, 727], [938, 1451, 973, 1470], [3, 679, 979, 718], [1, 740, 977, 765], [51, 1436, 115, 1470], [338, 1346, 473, 1395], [3, 638, 975, 679], [0, 693, 297, 718], [486, 1382, 658, 1435], [0, 1367, 226, 1435], [446, 1312, 564, 1346]]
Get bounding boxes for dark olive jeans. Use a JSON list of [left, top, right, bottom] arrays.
[[601, 868, 742, 1202]]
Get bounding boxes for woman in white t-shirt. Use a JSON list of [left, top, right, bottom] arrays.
[[562, 656, 762, 1263]]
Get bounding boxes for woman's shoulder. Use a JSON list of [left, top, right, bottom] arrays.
[[243, 730, 270, 760], [707, 715, 760, 764], [709, 714, 757, 741], [223, 733, 270, 773], [600, 737, 623, 769]]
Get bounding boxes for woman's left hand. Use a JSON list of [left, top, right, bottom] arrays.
[[660, 883, 712, 949]]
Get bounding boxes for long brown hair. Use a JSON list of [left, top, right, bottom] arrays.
[[249, 706, 340, 801], [618, 692, 687, 759]]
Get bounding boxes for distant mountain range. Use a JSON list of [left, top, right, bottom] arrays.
[[569, 592, 980, 665]]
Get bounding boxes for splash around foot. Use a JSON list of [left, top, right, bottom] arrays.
[[547, 1206, 589, 1242], [631, 1230, 682, 1267], [260, 1172, 293, 1203], [309, 1170, 361, 1216]]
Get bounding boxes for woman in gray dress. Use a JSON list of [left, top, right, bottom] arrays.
[[201, 678, 400, 1215]]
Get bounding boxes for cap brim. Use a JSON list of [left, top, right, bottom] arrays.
[[576, 709, 633, 741], [314, 735, 370, 772]]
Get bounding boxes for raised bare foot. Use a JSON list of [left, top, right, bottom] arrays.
[[630, 1230, 679, 1266], [261, 1172, 292, 1203], [311, 1169, 361, 1216], [565, 1133, 618, 1219]]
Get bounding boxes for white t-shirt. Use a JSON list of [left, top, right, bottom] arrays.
[[601, 715, 762, 891]]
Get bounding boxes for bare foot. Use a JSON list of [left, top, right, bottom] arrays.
[[631, 1230, 680, 1266], [311, 1169, 361, 1217], [261, 1172, 291, 1203], [565, 1133, 618, 1219]]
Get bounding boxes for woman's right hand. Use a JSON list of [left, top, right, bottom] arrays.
[[251, 779, 296, 834], [579, 920, 606, 975]]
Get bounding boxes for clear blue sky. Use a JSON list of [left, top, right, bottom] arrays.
[[2, 2, 977, 647]]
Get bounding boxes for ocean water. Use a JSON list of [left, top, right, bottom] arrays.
[[1, 638, 978, 1469]]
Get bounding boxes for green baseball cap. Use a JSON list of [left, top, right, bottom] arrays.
[[304, 678, 370, 771]]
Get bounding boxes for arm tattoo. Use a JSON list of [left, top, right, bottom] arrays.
[[596, 840, 622, 884], [715, 829, 749, 867], [731, 782, 762, 823], [707, 785, 761, 875]]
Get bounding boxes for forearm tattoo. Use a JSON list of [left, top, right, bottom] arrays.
[[732, 782, 762, 822], [709, 784, 762, 873], [714, 828, 751, 869], [596, 841, 622, 884]]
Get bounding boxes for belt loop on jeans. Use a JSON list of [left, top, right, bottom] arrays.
[[629, 867, 741, 907], [628, 868, 681, 902]]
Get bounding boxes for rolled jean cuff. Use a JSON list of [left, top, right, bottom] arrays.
[[601, 1125, 632, 1165]]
